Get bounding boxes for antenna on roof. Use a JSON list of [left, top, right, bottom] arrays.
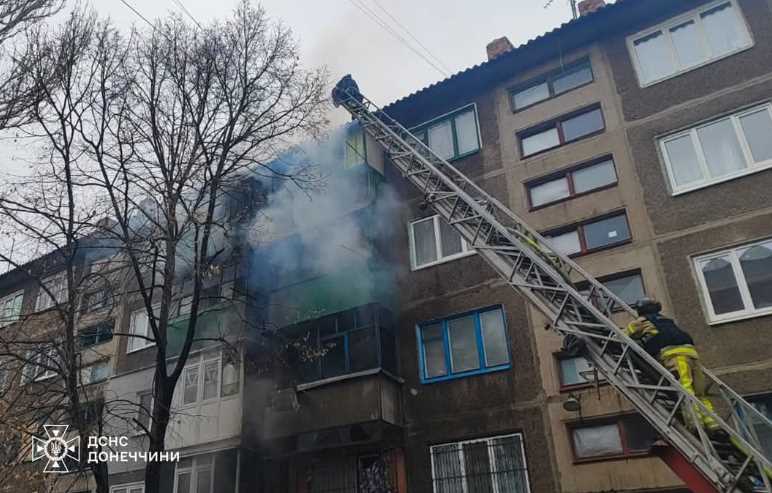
[[544, 0, 578, 20]]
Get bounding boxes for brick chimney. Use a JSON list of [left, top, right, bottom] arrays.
[[577, 0, 606, 16], [486, 36, 514, 61]]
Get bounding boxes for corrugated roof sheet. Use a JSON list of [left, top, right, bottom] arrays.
[[382, 0, 629, 114]]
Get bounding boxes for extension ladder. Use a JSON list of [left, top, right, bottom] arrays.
[[333, 79, 772, 492]]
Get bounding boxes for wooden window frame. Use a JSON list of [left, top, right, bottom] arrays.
[[542, 210, 632, 258], [554, 351, 607, 392], [574, 269, 646, 312], [517, 104, 605, 159], [525, 155, 618, 210], [567, 413, 653, 463], [509, 58, 594, 112]]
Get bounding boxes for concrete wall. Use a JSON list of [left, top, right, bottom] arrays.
[[601, 0, 772, 392], [489, 42, 681, 492], [387, 89, 558, 492]]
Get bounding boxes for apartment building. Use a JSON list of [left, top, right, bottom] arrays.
[[3, 1, 772, 492], [0, 243, 121, 493], [375, 0, 772, 491]]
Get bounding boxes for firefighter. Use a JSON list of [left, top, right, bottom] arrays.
[[626, 298, 719, 433], [332, 74, 364, 108]]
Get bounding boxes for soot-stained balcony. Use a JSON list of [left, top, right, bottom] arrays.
[[286, 303, 398, 385]]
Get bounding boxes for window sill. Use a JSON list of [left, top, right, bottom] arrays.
[[445, 149, 480, 163], [126, 343, 156, 355], [572, 450, 650, 465], [559, 381, 608, 393], [670, 161, 772, 197], [411, 250, 476, 271], [33, 374, 57, 383], [420, 363, 511, 385], [565, 239, 633, 259], [707, 308, 772, 326]]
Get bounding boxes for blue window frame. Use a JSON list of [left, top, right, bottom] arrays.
[[417, 306, 511, 383]]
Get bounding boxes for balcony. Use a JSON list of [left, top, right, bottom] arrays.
[[261, 304, 403, 446]]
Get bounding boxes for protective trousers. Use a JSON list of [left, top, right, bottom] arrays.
[[660, 345, 718, 431]]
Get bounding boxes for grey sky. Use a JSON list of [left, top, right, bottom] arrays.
[[1, 0, 599, 177], [99, 0, 597, 122]]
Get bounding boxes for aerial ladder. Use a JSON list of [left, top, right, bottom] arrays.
[[332, 76, 772, 493]]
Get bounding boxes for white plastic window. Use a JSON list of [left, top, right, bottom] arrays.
[[409, 215, 473, 270], [660, 103, 772, 194], [694, 238, 772, 323], [628, 0, 751, 86]]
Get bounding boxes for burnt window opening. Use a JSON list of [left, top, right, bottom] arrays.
[[284, 304, 397, 384]]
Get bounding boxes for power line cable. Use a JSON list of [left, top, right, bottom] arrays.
[[347, 0, 448, 77], [368, 0, 452, 74], [171, 0, 204, 30], [118, 0, 156, 29]]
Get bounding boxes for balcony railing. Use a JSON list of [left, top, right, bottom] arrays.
[[286, 304, 397, 384]]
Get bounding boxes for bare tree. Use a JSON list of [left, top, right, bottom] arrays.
[[0, 9, 129, 493], [0, 0, 63, 128], [75, 2, 328, 491], [0, 2, 327, 491]]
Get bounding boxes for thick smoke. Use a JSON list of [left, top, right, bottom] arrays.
[[250, 123, 399, 327]]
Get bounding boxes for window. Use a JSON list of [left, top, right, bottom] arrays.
[[519, 106, 604, 157], [746, 394, 772, 459], [544, 212, 631, 257], [577, 271, 646, 312], [177, 295, 193, 317], [82, 288, 112, 313], [221, 354, 240, 397], [409, 215, 473, 269], [527, 157, 617, 208], [35, 271, 68, 311], [417, 306, 510, 383], [177, 351, 240, 405], [570, 415, 655, 461], [81, 361, 110, 385], [127, 307, 156, 353], [111, 483, 144, 493], [512, 60, 594, 111], [136, 392, 153, 433], [660, 103, 772, 194], [430, 433, 530, 493], [294, 305, 396, 383], [79, 320, 114, 348], [628, 0, 752, 86], [344, 128, 366, 168], [175, 454, 214, 493], [558, 355, 604, 388], [23, 346, 57, 382], [0, 290, 23, 328], [694, 238, 772, 323], [412, 105, 480, 161]]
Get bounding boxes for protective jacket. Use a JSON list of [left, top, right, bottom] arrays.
[[627, 314, 694, 358]]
